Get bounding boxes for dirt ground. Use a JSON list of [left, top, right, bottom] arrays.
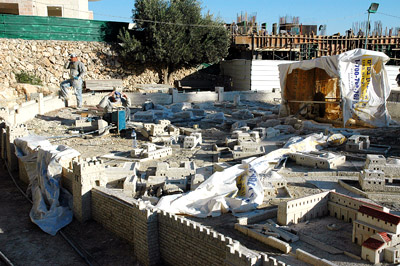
[[16, 102, 400, 265], [25, 107, 219, 169], [25, 108, 134, 159], [0, 164, 137, 266]]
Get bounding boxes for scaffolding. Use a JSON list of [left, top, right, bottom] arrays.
[[231, 33, 400, 64]]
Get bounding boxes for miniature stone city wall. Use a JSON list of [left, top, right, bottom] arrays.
[[91, 187, 160, 266], [279, 170, 359, 178], [0, 125, 288, 266], [90, 184, 288, 266], [337, 180, 369, 198]]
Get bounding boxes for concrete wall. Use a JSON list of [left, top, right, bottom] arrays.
[[0, 0, 33, 15], [220, 59, 251, 91], [251, 60, 294, 92], [386, 65, 399, 92], [173, 91, 218, 103], [220, 59, 293, 92], [0, 0, 93, 19]]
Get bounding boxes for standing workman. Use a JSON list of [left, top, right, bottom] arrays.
[[60, 54, 86, 108]]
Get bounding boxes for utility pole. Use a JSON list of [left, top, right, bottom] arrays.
[[365, 3, 379, 50]]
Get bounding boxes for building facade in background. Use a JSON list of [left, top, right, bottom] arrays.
[[0, 0, 99, 19]]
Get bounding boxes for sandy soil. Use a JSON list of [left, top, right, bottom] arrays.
[[0, 164, 137, 266]]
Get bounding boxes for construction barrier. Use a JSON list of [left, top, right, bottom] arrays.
[[0, 14, 127, 42]]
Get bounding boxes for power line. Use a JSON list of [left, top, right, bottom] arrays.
[[31, 0, 225, 28], [376, 11, 400, 20], [29, 1, 400, 31]]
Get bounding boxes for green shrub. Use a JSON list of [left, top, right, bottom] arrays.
[[15, 71, 42, 86]]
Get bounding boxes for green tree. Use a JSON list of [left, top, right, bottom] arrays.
[[118, 0, 230, 84]]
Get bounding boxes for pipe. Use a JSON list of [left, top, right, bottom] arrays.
[[0, 251, 14, 266]]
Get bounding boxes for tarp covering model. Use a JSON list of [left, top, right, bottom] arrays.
[[15, 136, 80, 236], [156, 133, 328, 217], [279, 49, 391, 127]]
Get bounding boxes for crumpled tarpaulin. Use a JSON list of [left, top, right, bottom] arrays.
[[156, 133, 328, 217], [15, 136, 80, 236], [279, 48, 392, 127]]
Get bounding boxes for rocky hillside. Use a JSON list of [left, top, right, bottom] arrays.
[[0, 39, 197, 106]]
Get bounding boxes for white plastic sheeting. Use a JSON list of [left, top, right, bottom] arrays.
[[15, 136, 80, 236], [156, 133, 328, 217], [279, 49, 391, 127]]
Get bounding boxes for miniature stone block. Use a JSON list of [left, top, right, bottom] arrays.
[[266, 127, 280, 139], [364, 154, 400, 178], [130, 143, 172, 160], [183, 132, 202, 150], [289, 151, 346, 170], [124, 175, 138, 197], [75, 118, 92, 127], [345, 135, 370, 152], [233, 94, 241, 106], [365, 154, 386, 168], [253, 127, 267, 139]]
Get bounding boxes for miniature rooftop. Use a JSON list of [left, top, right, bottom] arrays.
[[9, 95, 400, 266]]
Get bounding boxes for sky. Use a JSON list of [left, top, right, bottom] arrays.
[[88, 0, 400, 35]]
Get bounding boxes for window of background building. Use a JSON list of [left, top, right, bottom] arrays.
[[0, 3, 19, 15], [47, 6, 62, 17]]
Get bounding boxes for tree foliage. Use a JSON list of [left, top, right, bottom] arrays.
[[118, 0, 230, 84]]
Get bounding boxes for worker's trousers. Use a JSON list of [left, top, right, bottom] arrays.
[[60, 78, 83, 108]]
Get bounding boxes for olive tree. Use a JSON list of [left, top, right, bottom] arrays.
[[118, 0, 230, 84]]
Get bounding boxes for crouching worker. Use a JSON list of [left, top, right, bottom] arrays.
[[60, 54, 86, 108], [97, 87, 131, 113], [97, 87, 131, 121]]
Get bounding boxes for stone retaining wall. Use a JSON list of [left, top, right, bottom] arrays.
[[0, 39, 196, 91]]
